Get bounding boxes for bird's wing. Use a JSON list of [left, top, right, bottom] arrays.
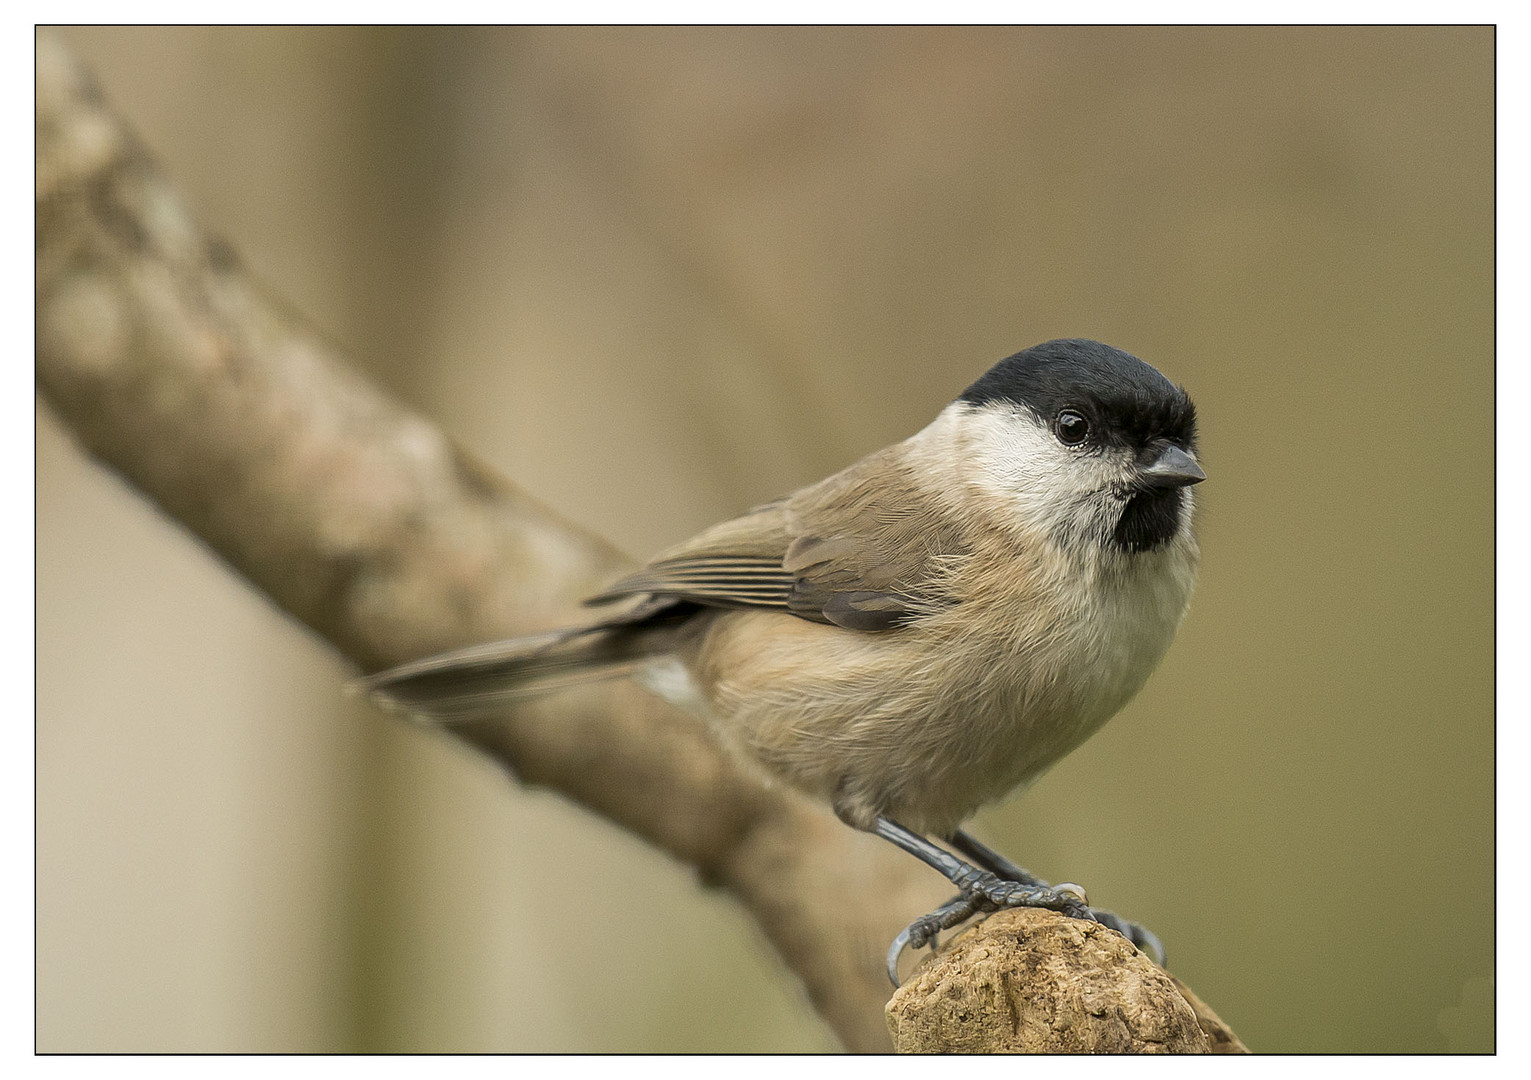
[[585, 448, 969, 631]]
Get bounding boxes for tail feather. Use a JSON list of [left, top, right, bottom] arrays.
[[359, 624, 667, 723]]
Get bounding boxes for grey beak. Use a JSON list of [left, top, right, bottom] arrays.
[[1139, 444, 1206, 489]]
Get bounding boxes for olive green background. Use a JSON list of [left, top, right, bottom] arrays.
[[37, 27, 1493, 1052]]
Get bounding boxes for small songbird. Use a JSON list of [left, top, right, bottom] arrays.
[[365, 338, 1204, 982]]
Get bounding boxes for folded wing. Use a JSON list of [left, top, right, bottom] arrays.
[[587, 449, 969, 632]]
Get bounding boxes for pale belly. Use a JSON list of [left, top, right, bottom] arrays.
[[671, 551, 1194, 837]]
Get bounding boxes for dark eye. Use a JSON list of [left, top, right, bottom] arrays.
[[1054, 410, 1090, 446]]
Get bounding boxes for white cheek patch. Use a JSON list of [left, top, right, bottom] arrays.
[[946, 403, 1127, 544]]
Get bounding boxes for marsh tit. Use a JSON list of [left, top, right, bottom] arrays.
[[364, 338, 1204, 983]]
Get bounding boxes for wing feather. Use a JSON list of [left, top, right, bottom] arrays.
[[585, 443, 971, 630]]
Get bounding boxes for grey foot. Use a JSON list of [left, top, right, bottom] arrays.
[[885, 875, 1094, 986], [950, 828, 1166, 966], [886, 894, 974, 985], [886, 883, 1166, 987]]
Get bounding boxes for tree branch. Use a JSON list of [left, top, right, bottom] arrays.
[[35, 31, 1243, 1053], [887, 910, 1247, 1053]]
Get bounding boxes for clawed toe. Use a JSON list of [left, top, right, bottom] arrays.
[[967, 873, 1094, 920], [887, 876, 1103, 986], [1052, 881, 1089, 906], [887, 890, 1167, 987], [887, 894, 977, 985]]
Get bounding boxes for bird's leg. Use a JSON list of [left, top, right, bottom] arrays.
[[873, 817, 1098, 985], [948, 828, 1048, 887], [872, 817, 1091, 916], [949, 827, 1167, 968]]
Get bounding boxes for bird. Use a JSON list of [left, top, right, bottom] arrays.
[[363, 338, 1204, 983]]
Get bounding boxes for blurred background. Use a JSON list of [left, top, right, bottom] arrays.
[[37, 27, 1493, 1052]]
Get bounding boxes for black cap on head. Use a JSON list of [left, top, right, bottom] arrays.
[[959, 339, 1197, 452]]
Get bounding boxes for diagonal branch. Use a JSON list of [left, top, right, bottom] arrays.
[[35, 31, 1242, 1053]]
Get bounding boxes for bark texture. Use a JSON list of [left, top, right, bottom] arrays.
[[35, 30, 1243, 1054], [886, 909, 1247, 1053]]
